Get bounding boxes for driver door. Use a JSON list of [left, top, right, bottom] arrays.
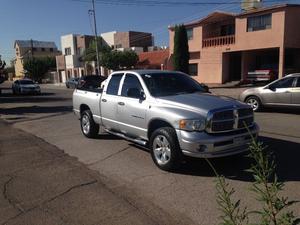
[[261, 77, 295, 105], [117, 73, 148, 139]]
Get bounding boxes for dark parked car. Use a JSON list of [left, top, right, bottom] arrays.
[[77, 75, 107, 90], [66, 77, 79, 88]]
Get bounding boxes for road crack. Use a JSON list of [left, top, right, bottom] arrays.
[[1, 179, 98, 225], [3, 175, 24, 213], [88, 146, 131, 166]]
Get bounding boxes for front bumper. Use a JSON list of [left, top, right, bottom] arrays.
[[20, 88, 40, 94], [176, 123, 259, 158]]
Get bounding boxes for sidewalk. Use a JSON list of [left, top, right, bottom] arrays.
[[0, 121, 155, 225]]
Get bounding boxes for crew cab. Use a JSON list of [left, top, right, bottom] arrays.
[[73, 70, 259, 171]]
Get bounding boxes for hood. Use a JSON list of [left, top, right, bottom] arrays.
[[156, 93, 245, 115]]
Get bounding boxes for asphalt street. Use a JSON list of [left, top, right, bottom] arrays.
[[1, 83, 300, 225]]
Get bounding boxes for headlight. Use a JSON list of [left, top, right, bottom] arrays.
[[179, 119, 206, 131]]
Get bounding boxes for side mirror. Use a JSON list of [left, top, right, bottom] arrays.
[[268, 85, 276, 91], [127, 88, 145, 100]]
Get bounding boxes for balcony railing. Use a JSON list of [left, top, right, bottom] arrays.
[[202, 35, 235, 48]]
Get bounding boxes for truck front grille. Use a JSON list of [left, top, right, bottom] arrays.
[[207, 107, 254, 133]]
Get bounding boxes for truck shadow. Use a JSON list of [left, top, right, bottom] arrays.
[[0, 93, 71, 104], [174, 136, 300, 182], [129, 136, 300, 182], [0, 105, 73, 115], [259, 108, 300, 115]]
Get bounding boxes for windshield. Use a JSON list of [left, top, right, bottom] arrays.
[[141, 72, 205, 97], [19, 80, 34, 85]]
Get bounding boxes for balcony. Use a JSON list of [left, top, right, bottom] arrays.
[[202, 35, 235, 48]]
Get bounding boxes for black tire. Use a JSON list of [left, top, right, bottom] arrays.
[[80, 110, 99, 138], [245, 96, 262, 112], [149, 127, 183, 171], [66, 84, 69, 88]]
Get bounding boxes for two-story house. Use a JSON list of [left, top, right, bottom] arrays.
[[169, 4, 300, 84], [101, 31, 153, 52], [14, 40, 59, 78], [56, 34, 94, 83]]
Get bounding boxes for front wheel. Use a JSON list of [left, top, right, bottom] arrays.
[[245, 96, 262, 112], [150, 127, 183, 171], [80, 110, 99, 138]]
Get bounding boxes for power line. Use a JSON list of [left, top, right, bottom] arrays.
[[71, 0, 292, 7]]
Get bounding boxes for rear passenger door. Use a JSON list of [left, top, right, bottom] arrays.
[[101, 74, 123, 131]]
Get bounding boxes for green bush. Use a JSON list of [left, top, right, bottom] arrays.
[[207, 129, 300, 225]]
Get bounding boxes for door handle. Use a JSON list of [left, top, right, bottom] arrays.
[[102, 99, 107, 102], [118, 102, 125, 106]]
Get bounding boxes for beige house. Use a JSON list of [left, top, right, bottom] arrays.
[[169, 4, 300, 84], [14, 40, 59, 78]]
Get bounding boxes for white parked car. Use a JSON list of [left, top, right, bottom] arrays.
[[12, 79, 41, 95]]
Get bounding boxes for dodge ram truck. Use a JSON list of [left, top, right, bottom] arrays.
[[73, 70, 259, 171]]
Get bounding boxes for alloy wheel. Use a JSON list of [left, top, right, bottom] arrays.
[[153, 135, 171, 165]]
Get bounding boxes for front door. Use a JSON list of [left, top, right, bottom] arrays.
[[262, 77, 294, 105], [117, 73, 147, 139], [291, 77, 300, 105]]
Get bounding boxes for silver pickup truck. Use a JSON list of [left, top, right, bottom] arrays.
[[73, 70, 259, 171]]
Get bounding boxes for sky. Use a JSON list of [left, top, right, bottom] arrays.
[[1, 0, 299, 64]]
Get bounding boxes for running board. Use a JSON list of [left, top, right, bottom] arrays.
[[105, 129, 147, 146]]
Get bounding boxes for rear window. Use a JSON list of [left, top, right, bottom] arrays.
[[106, 74, 123, 95], [78, 76, 106, 90]]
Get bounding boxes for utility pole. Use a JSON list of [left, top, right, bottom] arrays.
[[30, 39, 34, 58], [92, 0, 101, 75]]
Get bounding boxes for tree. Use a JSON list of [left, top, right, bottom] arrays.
[[23, 57, 56, 82], [81, 37, 111, 64], [173, 25, 189, 74], [102, 50, 138, 71], [0, 55, 6, 71], [0, 55, 7, 84]]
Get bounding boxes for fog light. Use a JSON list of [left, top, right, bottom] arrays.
[[198, 145, 207, 152]]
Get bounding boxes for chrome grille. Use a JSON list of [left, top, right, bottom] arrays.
[[207, 107, 254, 133]]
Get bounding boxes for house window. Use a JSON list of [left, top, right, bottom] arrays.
[[77, 47, 84, 55], [32, 47, 37, 51], [189, 63, 198, 76], [65, 47, 71, 55], [187, 28, 193, 40], [221, 24, 235, 36], [116, 44, 122, 49], [247, 14, 272, 32], [50, 48, 54, 52]]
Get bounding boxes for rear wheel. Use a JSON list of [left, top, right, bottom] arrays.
[[80, 110, 99, 138], [150, 127, 183, 171], [246, 96, 262, 112]]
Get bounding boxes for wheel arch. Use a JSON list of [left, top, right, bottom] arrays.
[[80, 104, 90, 116], [147, 118, 175, 140]]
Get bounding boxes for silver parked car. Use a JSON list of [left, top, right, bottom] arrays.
[[12, 79, 41, 95], [240, 73, 300, 111], [66, 77, 79, 89]]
